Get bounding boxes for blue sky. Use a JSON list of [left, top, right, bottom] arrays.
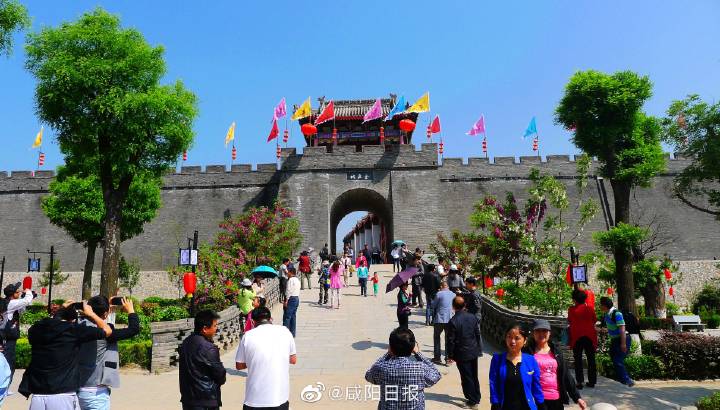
[[2, 1, 720, 245]]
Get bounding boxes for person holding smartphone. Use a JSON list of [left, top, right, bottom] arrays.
[[77, 296, 140, 409]]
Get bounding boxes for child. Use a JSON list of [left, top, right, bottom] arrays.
[[244, 296, 266, 332], [318, 260, 330, 305], [371, 272, 380, 297], [357, 260, 369, 297]]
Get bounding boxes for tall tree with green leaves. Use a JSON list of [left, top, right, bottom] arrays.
[[662, 94, 720, 219], [0, 0, 29, 56], [26, 8, 197, 296], [555, 70, 665, 314], [41, 167, 161, 298]]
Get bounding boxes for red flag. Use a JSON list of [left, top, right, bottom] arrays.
[[267, 118, 279, 142], [430, 115, 441, 134], [315, 100, 335, 125]]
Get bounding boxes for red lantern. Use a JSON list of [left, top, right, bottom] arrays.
[[283, 129, 289, 144], [276, 145, 282, 159], [231, 146, 237, 161], [607, 287, 614, 296], [23, 276, 32, 290], [379, 126, 385, 143], [183, 272, 197, 297], [484, 276, 493, 289], [38, 152, 45, 167], [399, 119, 416, 132], [669, 286, 674, 296], [41, 287, 47, 295], [482, 139, 487, 153], [426, 125, 431, 139], [663, 268, 672, 280], [301, 123, 317, 136], [532, 137, 539, 152], [438, 141, 444, 155], [182, 151, 187, 161]]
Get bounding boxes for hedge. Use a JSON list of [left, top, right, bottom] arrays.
[[597, 353, 666, 380], [15, 337, 152, 370], [698, 391, 720, 410], [654, 332, 720, 380]]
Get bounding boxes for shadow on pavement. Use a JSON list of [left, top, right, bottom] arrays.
[[425, 392, 467, 408], [351, 340, 389, 351]]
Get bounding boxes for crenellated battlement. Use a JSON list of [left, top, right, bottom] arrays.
[[0, 144, 695, 192]]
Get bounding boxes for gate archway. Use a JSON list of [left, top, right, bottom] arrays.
[[329, 188, 393, 260]]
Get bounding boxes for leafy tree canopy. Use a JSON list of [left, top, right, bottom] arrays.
[[0, 0, 29, 55]]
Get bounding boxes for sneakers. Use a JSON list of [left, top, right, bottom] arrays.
[[627, 380, 636, 387], [431, 358, 444, 366]]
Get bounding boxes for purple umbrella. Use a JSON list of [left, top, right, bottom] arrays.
[[385, 267, 418, 293]]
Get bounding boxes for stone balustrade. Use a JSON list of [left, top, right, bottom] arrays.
[[480, 294, 567, 348]]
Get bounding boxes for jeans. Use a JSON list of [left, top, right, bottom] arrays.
[[573, 336, 597, 386], [300, 272, 312, 289], [609, 336, 633, 384], [318, 286, 328, 304], [282, 296, 299, 337], [433, 323, 449, 360], [78, 387, 111, 410], [456, 358, 480, 405], [425, 294, 435, 325], [359, 278, 368, 296]]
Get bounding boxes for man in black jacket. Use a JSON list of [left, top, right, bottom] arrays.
[[422, 264, 440, 326], [19, 300, 113, 408], [179, 310, 226, 410], [447, 296, 481, 409]]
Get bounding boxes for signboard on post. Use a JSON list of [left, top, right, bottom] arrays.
[[28, 258, 41, 272], [572, 265, 588, 284], [179, 249, 198, 266]]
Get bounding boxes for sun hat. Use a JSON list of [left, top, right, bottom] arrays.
[[241, 278, 252, 287]]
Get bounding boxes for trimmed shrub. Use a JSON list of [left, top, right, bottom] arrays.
[[639, 317, 673, 330], [666, 302, 681, 317], [698, 391, 720, 410], [15, 338, 31, 369], [21, 309, 49, 326], [118, 339, 152, 369], [692, 284, 720, 315], [655, 332, 720, 380], [153, 306, 189, 322], [142, 296, 184, 307], [597, 353, 665, 380]]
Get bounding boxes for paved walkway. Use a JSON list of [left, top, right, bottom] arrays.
[[5, 264, 720, 409]]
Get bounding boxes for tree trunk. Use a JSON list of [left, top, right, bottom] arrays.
[[642, 279, 666, 318], [100, 193, 124, 297], [82, 240, 97, 300], [610, 179, 637, 315]]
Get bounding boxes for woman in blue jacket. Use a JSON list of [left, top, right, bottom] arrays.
[[489, 322, 545, 410]]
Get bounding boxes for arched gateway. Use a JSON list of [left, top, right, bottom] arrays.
[[329, 188, 392, 258]]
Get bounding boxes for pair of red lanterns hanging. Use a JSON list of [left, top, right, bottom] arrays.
[[276, 145, 281, 159], [231, 146, 237, 161], [438, 141, 444, 155], [283, 129, 289, 144], [482, 139, 488, 154], [182, 151, 188, 161]]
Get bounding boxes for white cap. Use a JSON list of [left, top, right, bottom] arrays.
[[241, 278, 252, 287], [450, 264, 458, 271]]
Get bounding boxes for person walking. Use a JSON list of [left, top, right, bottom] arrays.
[[430, 282, 455, 365], [600, 297, 634, 387], [399, 244, 410, 271], [371, 272, 380, 297], [396, 283, 412, 329], [422, 264, 441, 326], [178, 310, 226, 410], [342, 253, 351, 286], [355, 252, 368, 270], [462, 277, 484, 354], [410, 256, 424, 308], [18, 301, 113, 409], [236, 306, 297, 410], [447, 296, 482, 409], [320, 243, 329, 262], [446, 265, 465, 293], [489, 322, 545, 410], [362, 244, 372, 270], [390, 244, 401, 272], [78, 296, 140, 410], [283, 265, 300, 337], [278, 258, 289, 303], [317, 261, 330, 305], [568, 289, 598, 389], [298, 251, 312, 290], [1, 282, 33, 382], [525, 319, 587, 410], [0, 349, 10, 407], [357, 259, 369, 297], [328, 260, 344, 309], [238, 279, 256, 315], [365, 327, 441, 410]]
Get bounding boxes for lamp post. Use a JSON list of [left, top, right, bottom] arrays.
[[179, 230, 199, 316], [28, 246, 55, 314]]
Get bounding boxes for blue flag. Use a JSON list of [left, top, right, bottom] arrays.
[[385, 96, 406, 121], [523, 117, 537, 138]]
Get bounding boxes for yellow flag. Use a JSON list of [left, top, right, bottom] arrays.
[[225, 122, 236, 146], [32, 126, 43, 148], [406, 92, 430, 113], [291, 97, 312, 120]]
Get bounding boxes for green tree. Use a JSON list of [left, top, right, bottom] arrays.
[[119, 256, 140, 295], [662, 94, 720, 219], [39, 259, 69, 288], [0, 0, 29, 55], [26, 8, 197, 296], [555, 70, 665, 314], [41, 168, 161, 298]]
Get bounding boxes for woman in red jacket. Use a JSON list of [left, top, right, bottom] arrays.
[[567, 289, 598, 389]]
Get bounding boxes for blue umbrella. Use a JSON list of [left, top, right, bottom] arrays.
[[251, 265, 278, 279], [392, 240, 406, 246]]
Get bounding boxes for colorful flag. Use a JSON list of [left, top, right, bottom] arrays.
[[32, 126, 43, 148], [363, 98, 383, 123], [225, 122, 236, 146], [267, 118, 279, 142], [406, 92, 430, 113], [430, 115, 441, 134], [466, 115, 485, 136], [385, 95, 406, 121], [273, 97, 287, 121], [315, 100, 335, 125], [524, 117, 537, 138], [291, 97, 312, 120]]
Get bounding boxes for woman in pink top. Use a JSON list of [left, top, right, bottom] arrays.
[[328, 259, 344, 309], [524, 319, 587, 410]]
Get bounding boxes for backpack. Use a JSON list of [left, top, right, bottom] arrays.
[[610, 309, 640, 335]]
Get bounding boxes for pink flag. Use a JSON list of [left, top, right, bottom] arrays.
[[363, 99, 383, 123], [273, 98, 287, 121], [466, 115, 486, 136]]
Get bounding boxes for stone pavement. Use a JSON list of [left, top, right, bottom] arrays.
[[5, 264, 720, 409]]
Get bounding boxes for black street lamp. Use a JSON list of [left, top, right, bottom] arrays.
[[27, 246, 56, 314]]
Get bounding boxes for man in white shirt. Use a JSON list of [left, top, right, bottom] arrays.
[[236, 307, 297, 410], [282, 265, 301, 337], [1, 282, 33, 380]]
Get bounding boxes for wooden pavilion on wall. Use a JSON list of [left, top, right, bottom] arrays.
[[295, 94, 419, 149]]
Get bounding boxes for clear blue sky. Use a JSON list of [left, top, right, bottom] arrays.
[[2, 1, 720, 245]]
